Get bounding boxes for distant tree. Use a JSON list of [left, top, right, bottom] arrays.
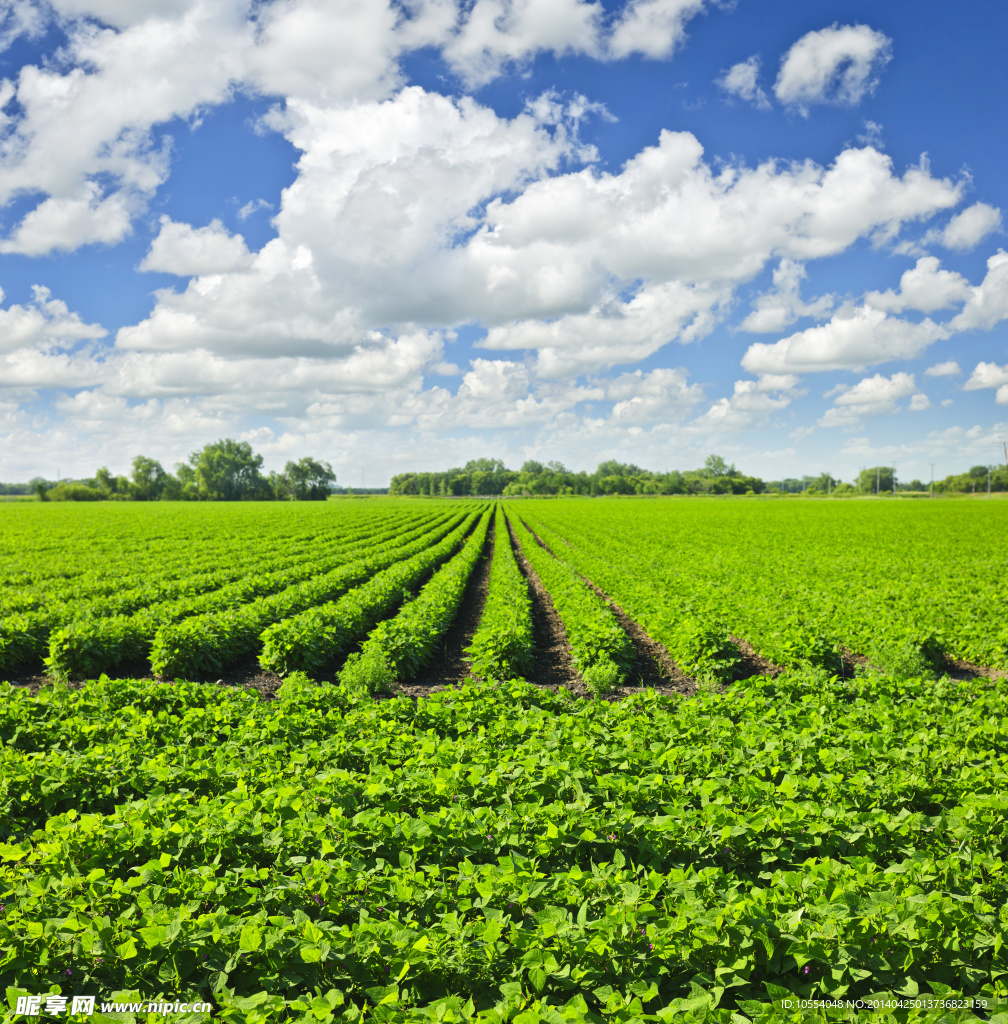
[[281, 457, 336, 500], [704, 454, 733, 478], [859, 466, 895, 494], [132, 455, 167, 501], [34, 480, 48, 501], [95, 467, 116, 494], [188, 439, 268, 501]]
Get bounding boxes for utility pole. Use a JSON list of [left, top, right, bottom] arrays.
[[930, 463, 934, 500]]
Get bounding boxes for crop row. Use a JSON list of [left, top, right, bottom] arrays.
[[0, 505, 418, 618], [1, 508, 437, 677], [42, 510, 460, 681], [522, 500, 1008, 675], [341, 510, 492, 692], [1, 668, 1006, 1020], [509, 513, 633, 695], [0, 501, 391, 593], [256, 510, 486, 678], [523, 516, 746, 684], [464, 505, 534, 681]]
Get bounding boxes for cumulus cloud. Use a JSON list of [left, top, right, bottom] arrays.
[[0, 285, 107, 356], [923, 202, 1002, 251], [441, 0, 602, 85], [948, 250, 1008, 332], [481, 280, 728, 377], [964, 361, 1008, 391], [139, 217, 253, 275], [0, 184, 134, 254], [739, 259, 833, 332], [605, 366, 705, 423], [742, 305, 946, 374], [924, 360, 961, 377], [716, 55, 770, 110], [0, 1, 250, 255], [608, 0, 707, 60], [692, 373, 800, 432], [774, 24, 891, 112], [818, 371, 916, 428], [0, 0, 46, 49], [865, 256, 972, 314]]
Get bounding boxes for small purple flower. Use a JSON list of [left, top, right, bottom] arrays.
[[804, 966, 809, 974]]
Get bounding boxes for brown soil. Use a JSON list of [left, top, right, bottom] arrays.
[[505, 512, 586, 696], [513, 514, 696, 701], [839, 646, 872, 679], [941, 657, 1008, 682], [730, 634, 785, 680], [395, 514, 495, 701], [6, 656, 285, 701]]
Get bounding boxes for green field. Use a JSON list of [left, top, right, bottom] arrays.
[[1, 498, 1006, 1022]]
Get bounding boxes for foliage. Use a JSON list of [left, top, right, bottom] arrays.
[[342, 512, 491, 692], [272, 457, 337, 501], [464, 507, 534, 681], [257, 511, 484, 677], [510, 513, 633, 696], [1, 671, 1007, 1021], [520, 499, 1008, 672]]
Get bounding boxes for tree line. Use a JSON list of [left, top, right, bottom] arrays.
[[12, 439, 336, 502], [390, 457, 1008, 497], [390, 456, 766, 496]]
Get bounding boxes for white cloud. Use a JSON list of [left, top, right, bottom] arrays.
[[909, 392, 931, 411], [139, 217, 252, 276], [924, 360, 961, 377], [441, 0, 602, 85], [964, 361, 1008, 391], [237, 198, 273, 221], [865, 256, 972, 313], [739, 259, 833, 332], [0, 285, 107, 356], [818, 371, 916, 428], [923, 202, 1002, 251], [481, 279, 727, 377], [605, 366, 704, 423], [716, 55, 770, 110], [0, 0, 45, 49], [742, 305, 946, 374], [608, 0, 707, 60], [774, 24, 891, 111], [692, 373, 801, 431], [0, 184, 134, 254], [248, 0, 406, 102], [0, 1, 251, 255], [948, 250, 1008, 332], [47, 0, 199, 29]]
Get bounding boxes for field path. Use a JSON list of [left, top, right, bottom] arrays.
[[397, 510, 495, 697], [504, 512, 585, 694]]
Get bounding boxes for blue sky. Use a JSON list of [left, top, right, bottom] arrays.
[[0, 0, 1006, 485]]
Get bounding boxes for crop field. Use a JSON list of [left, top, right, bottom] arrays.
[[1, 498, 1007, 1023]]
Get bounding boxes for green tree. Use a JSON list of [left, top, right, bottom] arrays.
[[859, 466, 895, 494], [704, 454, 734, 478], [188, 439, 268, 501], [131, 455, 167, 501], [281, 457, 336, 500]]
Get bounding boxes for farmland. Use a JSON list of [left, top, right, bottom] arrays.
[[1, 497, 1007, 1022]]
